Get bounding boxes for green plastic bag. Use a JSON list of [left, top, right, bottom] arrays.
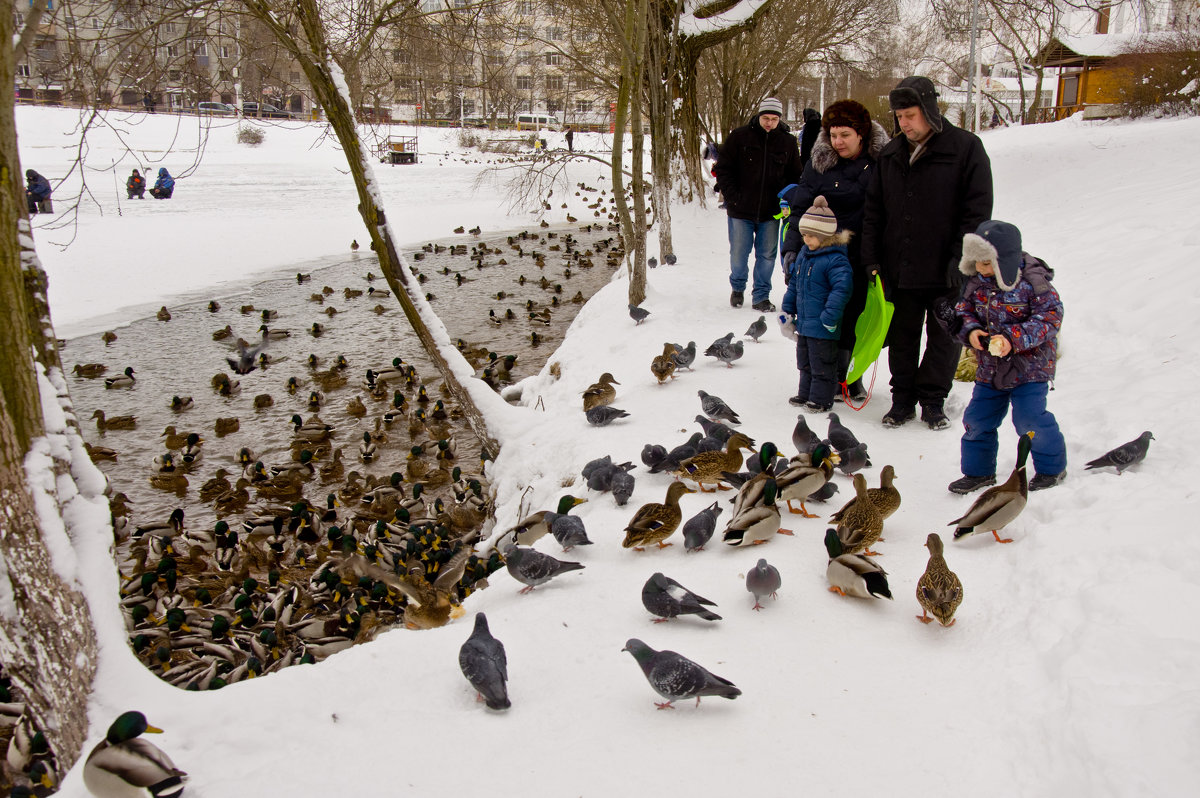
[[846, 273, 894, 385]]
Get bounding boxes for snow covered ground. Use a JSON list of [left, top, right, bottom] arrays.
[[18, 105, 1200, 796]]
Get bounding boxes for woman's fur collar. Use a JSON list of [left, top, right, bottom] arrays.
[[808, 120, 890, 174]]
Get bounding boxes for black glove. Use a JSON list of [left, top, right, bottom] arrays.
[[933, 296, 962, 337]]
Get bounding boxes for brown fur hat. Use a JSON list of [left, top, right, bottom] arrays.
[[822, 100, 872, 142]]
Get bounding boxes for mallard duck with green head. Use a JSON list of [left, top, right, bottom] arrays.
[[83, 710, 186, 798], [824, 528, 892, 599], [507, 494, 586, 546], [722, 476, 787, 546], [776, 443, 837, 517], [949, 431, 1034, 544], [622, 482, 694, 550], [916, 532, 963, 626], [673, 431, 755, 492], [104, 366, 136, 389]]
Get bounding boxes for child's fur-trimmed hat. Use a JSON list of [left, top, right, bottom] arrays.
[[960, 220, 1023, 291]]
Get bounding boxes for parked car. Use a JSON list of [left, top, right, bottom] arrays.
[[461, 116, 490, 129], [243, 102, 294, 119], [193, 102, 236, 116]]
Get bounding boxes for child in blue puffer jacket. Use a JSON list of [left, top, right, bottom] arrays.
[[948, 219, 1066, 495], [782, 196, 852, 412]]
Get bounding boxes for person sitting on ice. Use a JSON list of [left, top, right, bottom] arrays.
[[127, 169, 146, 199], [149, 167, 175, 199], [25, 169, 52, 214]]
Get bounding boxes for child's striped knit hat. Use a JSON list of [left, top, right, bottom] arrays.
[[797, 195, 838, 238]]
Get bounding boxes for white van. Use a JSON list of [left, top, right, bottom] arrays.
[[516, 113, 560, 131]]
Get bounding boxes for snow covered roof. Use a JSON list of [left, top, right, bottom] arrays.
[[1039, 31, 1183, 65]]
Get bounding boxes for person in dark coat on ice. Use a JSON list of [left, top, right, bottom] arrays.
[[150, 167, 175, 199], [25, 169, 52, 214], [127, 169, 146, 199]]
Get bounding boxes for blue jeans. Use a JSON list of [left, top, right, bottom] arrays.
[[728, 217, 779, 303], [961, 381, 1066, 477]]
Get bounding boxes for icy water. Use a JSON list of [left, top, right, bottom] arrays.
[[61, 223, 621, 678]]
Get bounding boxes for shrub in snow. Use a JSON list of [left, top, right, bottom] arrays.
[[1114, 32, 1200, 118], [458, 129, 483, 149], [237, 125, 265, 146]]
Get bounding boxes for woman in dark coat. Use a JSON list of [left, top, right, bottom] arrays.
[[779, 100, 888, 401]]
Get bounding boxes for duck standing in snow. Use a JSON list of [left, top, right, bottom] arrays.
[[83, 710, 187, 798]]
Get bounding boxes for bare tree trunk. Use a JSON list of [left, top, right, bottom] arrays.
[[0, 7, 97, 784], [646, 1, 675, 259], [243, 0, 498, 455], [612, 0, 649, 306]]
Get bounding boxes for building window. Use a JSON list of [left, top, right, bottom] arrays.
[[218, 45, 232, 58], [91, 17, 101, 29], [168, 69, 182, 82], [576, 99, 592, 113], [164, 22, 175, 33], [17, 63, 31, 77], [218, 70, 232, 82], [166, 44, 179, 57], [546, 27, 563, 41], [290, 70, 300, 82], [516, 75, 532, 91], [545, 53, 563, 66], [517, 1, 534, 13], [546, 76, 564, 91], [547, 100, 562, 113], [395, 77, 414, 90], [191, 40, 207, 56], [64, 16, 74, 28], [516, 25, 533, 38], [393, 49, 410, 64]]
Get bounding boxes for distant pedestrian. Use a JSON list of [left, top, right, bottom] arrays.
[[799, 108, 822, 169], [713, 97, 802, 313], [149, 167, 175, 199], [565, 126, 574, 152], [127, 169, 146, 199], [25, 169, 52, 214], [143, 92, 156, 114]]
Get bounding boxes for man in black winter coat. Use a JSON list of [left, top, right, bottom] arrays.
[[713, 97, 802, 312], [861, 76, 993, 430]]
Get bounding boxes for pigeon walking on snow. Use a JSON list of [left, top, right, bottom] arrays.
[[628, 304, 650, 325], [835, 441, 872, 475], [671, 341, 697, 371], [459, 612, 510, 710], [826, 412, 862, 452], [610, 468, 636, 506], [1084, 431, 1154, 473], [704, 332, 733, 357], [641, 443, 668, 470], [586, 406, 630, 426], [649, 432, 702, 474], [682, 501, 723, 551], [792, 415, 822, 456], [503, 543, 585, 593], [746, 558, 782, 610], [708, 338, 744, 367], [641, 572, 722, 623], [745, 315, 768, 343], [622, 638, 741, 709], [695, 415, 742, 445], [698, 390, 741, 424]]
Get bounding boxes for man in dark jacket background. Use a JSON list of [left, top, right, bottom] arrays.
[[861, 75, 993, 430], [713, 97, 802, 312], [25, 169, 52, 214]]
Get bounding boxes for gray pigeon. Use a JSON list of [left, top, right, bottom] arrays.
[[649, 432, 702, 474], [695, 415, 742, 445], [697, 434, 726, 453], [628, 304, 650, 325], [698, 390, 741, 424], [647, 256, 658, 268], [808, 480, 840, 503], [746, 558, 781, 610], [503, 543, 585, 593], [792, 415, 822, 457], [640, 443, 668, 470], [586, 406, 630, 426], [744, 315, 768, 343], [622, 638, 741, 708], [226, 332, 270, 375], [826, 412, 862, 452], [1085, 431, 1154, 473], [704, 332, 734, 357], [710, 339, 745, 367], [610, 468, 636, 506], [641, 572, 721, 622], [670, 341, 697, 371], [664, 253, 677, 265], [548, 511, 592, 550], [587, 460, 634, 492], [581, 454, 613, 481], [459, 612, 510, 710], [682, 501, 724, 551], [835, 441, 872, 475]]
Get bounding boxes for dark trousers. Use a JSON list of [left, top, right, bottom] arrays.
[[961, 381, 1066, 477], [796, 335, 839, 406], [886, 286, 960, 409]]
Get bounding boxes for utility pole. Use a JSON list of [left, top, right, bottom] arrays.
[[967, 0, 979, 130]]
